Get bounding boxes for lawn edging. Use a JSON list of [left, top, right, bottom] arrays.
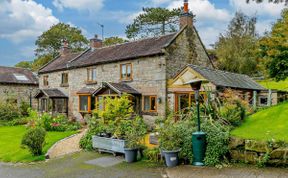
[[229, 136, 288, 166]]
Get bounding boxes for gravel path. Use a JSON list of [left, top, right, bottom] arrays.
[[46, 129, 87, 159]]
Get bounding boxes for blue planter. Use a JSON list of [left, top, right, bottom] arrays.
[[124, 148, 138, 163], [163, 150, 180, 167]]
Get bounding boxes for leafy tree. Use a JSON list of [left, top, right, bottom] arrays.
[[103, 36, 128, 46], [257, 9, 288, 81], [214, 12, 258, 75], [246, 0, 288, 5], [125, 7, 181, 39], [31, 54, 53, 71], [35, 22, 89, 57], [15, 61, 32, 69]]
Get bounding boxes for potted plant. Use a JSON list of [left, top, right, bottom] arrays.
[[158, 121, 182, 167], [124, 117, 147, 163]]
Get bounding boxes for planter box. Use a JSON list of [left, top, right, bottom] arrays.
[[92, 136, 126, 155]]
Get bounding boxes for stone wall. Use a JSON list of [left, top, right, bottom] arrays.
[[0, 84, 38, 109], [39, 55, 167, 126], [229, 137, 288, 166]]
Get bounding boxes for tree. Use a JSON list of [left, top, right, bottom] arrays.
[[31, 55, 53, 71], [214, 12, 258, 75], [103, 37, 128, 46], [125, 7, 181, 39], [35, 23, 89, 57], [246, 0, 288, 5], [257, 9, 288, 81], [15, 61, 32, 69]]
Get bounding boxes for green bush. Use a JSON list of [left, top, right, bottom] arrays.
[[0, 103, 21, 121], [19, 101, 30, 117], [21, 127, 46, 156], [143, 148, 161, 162], [124, 116, 147, 148], [79, 131, 94, 151]]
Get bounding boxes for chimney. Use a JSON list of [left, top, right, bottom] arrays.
[[60, 39, 71, 56], [180, 0, 194, 29], [90, 35, 103, 50]]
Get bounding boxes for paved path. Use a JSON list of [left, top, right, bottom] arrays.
[[46, 129, 87, 159], [165, 165, 288, 178]]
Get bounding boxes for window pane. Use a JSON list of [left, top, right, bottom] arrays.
[[121, 64, 126, 78], [144, 96, 150, 111], [92, 69, 97, 81], [151, 97, 156, 111], [80, 96, 88, 111], [127, 64, 131, 78], [98, 96, 104, 111]]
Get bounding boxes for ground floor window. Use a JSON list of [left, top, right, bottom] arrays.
[[40, 98, 48, 112], [175, 92, 206, 113], [143, 96, 157, 112], [259, 96, 268, 106], [79, 95, 91, 113], [53, 98, 67, 113], [95, 95, 117, 111]]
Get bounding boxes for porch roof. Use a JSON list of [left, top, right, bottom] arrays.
[[35, 89, 68, 98], [76, 87, 96, 95], [93, 82, 141, 96]]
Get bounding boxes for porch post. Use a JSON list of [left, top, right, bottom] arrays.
[[268, 89, 272, 106], [253, 91, 257, 110]]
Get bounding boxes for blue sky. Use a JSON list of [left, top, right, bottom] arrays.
[[0, 0, 286, 66]]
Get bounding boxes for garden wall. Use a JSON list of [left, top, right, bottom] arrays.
[[229, 137, 288, 166]]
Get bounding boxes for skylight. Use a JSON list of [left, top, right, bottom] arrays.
[[13, 74, 29, 81]]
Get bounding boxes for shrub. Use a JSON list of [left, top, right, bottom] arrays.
[[0, 103, 21, 121], [21, 127, 46, 156], [124, 116, 147, 148], [143, 148, 161, 162], [19, 101, 30, 117], [79, 131, 94, 151]]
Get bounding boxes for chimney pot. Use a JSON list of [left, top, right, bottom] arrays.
[[180, 0, 194, 29], [60, 39, 71, 56]]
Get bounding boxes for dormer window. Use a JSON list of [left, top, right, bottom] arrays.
[[43, 75, 49, 86], [120, 63, 132, 81]]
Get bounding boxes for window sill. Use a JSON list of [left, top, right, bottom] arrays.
[[120, 79, 133, 82], [60, 84, 69, 87], [85, 81, 98, 85], [141, 111, 158, 116]]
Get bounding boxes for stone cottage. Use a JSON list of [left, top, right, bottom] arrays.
[[36, 1, 213, 125], [0, 66, 38, 108]]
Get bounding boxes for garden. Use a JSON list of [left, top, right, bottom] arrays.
[[0, 100, 81, 162]]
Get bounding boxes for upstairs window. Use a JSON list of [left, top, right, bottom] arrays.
[[143, 96, 157, 112], [61, 73, 68, 85], [120, 63, 132, 81], [87, 68, 97, 82], [43, 75, 49, 86]]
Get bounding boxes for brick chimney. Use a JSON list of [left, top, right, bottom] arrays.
[[60, 39, 71, 56], [90, 35, 103, 50], [180, 0, 194, 29]]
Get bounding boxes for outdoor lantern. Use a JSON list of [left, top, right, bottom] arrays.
[[185, 79, 208, 166]]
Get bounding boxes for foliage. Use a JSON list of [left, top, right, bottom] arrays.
[[31, 54, 53, 71], [124, 116, 147, 148], [15, 61, 32, 69], [125, 7, 181, 39], [0, 126, 76, 162], [257, 78, 288, 91], [231, 101, 288, 141], [103, 36, 128, 46], [214, 11, 258, 75], [35, 22, 89, 57], [19, 101, 30, 117], [257, 9, 288, 81], [246, 0, 288, 5], [143, 148, 161, 162], [0, 102, 21, 121], [21, 127, 46, 156]]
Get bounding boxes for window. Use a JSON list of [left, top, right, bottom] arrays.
[[13, 74, 28, 81], [87, 68, 97, 82], [259, 96, 268, 106], [61, 73, 68, 85], [79, 95, 91, 112], [43, 75, 49, 86], [95, 95, 117, 111], [143, 96, 157, 112], [120, 63, 132, 80]]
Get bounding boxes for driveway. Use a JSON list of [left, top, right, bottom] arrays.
[[0, 152, 163, 178]]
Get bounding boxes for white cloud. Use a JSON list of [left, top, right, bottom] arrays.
[[229, 0, 286, 16], [167, 0, 232, 22], [53, 0, 104, 12], [150, 0, 171, 6], [0, 0, 59, 43]]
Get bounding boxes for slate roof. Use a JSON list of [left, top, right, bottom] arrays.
[[187, 65, 266, 91], [77, 87, 96, 95], [38, 33, 176, 74], [35, 89, 68, 98], [93, 82, 140, 95], [0, 66, 38, 85]]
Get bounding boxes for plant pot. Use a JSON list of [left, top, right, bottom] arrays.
[[162, 150, 180, 167], [124, 148, 138, 163]]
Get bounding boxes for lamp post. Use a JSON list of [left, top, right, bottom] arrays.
[[185, 79, 208, 166]]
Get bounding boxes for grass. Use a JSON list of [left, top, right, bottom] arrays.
[[257, 78, 288, 91], [231, 102, 288, 142], [0, 126, 76, 162]]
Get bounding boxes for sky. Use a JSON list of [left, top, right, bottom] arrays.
[[0, 0, 286, 66]]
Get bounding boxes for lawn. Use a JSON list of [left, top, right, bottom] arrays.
[[0, 126, 76, 162], [231, 101, 288, 141], [257, 78, 288, 91]]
